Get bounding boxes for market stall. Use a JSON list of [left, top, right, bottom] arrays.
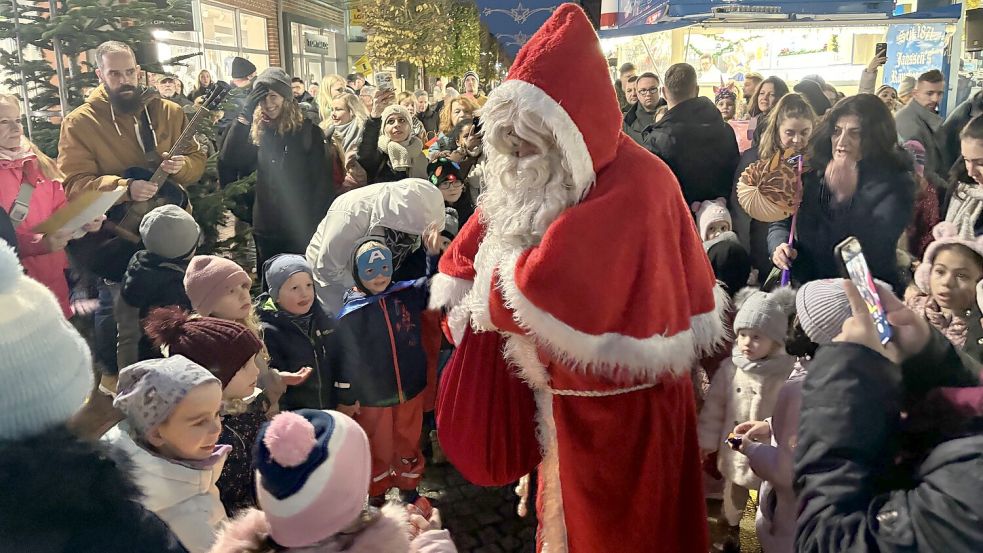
[[599, 0, 960, 109]]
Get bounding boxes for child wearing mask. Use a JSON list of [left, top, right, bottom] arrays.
[[103, 356, 228, 553], [698, 287, 797, 550], [259, 254, 340, 411], [144, 307, 269, 517], [335, 232, 440, 505], [906, 222, 983, 357], [733, 280, 854, 552], [209, 410, 457, 553], [119, 204, 201, 364]]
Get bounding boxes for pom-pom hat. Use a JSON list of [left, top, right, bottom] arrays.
[[733, 286, 797, 344], [254, 410, 371, 547], [692, 198, 731, 241]]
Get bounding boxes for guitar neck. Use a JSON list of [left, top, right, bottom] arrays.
[[148, 105, 211, 185]]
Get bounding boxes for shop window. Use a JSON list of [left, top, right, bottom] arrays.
[[201, 4, 237, 47], [240, 13, 268, 51]]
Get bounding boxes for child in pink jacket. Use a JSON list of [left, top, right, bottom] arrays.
[[209, 409, 457, 553]]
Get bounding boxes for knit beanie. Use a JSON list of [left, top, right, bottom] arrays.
[[0, 243, 93, 440], [904, 140, 926, 176], [263, 254, 313, 301], [184, 255, 251, 315], [231, 56, 257, 79], [380, 104, 412, 134], [114, 355, 219, 438], [256, 68, 293, 101], [139, 204, 201, 260], [443, 207, 460, 240], [795, 279, 854, 345], [915, 222, 983, 293], [255, 410, 371, 547], [463, 71, 480, 87], [143, 307, 263, 387], [733, 286, 797, 344], [691, 198, 731, 241]]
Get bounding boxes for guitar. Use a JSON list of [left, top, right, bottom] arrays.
[[68, 82, 230, 281]]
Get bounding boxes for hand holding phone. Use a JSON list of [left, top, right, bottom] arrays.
[[836, 237, 892, 344]]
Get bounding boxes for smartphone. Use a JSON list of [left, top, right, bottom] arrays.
[[376, 73, 394, 91], [835, 236, 892, 344], [876, 42, 887, 59]]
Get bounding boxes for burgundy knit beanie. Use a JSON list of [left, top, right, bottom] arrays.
[[184, 255, 251, 316], [144, 307, 263, 387]]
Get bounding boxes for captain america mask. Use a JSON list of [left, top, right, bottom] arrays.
[[356, 244, 393, 284]]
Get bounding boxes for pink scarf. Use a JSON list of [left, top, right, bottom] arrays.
[[907, 294, 969, 349]]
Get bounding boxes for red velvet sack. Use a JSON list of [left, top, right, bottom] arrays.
[[436, 326, 542, 486]]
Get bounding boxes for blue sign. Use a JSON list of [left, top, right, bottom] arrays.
[[882, 23, 948, 90], [475, 1, 560, 57]]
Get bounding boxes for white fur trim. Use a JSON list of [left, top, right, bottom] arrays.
[[497, 248, 731, 380], [504, 335, 568, 552], [484, 80, 595, 201], [427, 273, 472, 311]]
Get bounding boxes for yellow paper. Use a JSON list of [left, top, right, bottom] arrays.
[[33, 187, 126, 235]]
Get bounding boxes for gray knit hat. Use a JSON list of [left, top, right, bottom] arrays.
[[256, 67, 293, 102], [139, 204, 201, 260], [0, 243, 93, 440], [263, 254, 313, 301], [795, 280, 851, 345], [114, 356, 219, 438], [733, 287, 796, 344]]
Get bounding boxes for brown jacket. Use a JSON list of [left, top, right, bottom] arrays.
[[57, 85, 206, 200]]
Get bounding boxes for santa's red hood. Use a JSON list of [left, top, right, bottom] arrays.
[[482, 4, 623, 200]]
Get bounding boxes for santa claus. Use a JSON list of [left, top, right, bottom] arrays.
[[429, 5, 728, 553]]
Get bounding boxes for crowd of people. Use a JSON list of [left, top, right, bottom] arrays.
[[0, 4, 982, 553]]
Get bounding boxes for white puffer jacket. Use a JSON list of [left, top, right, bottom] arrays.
[[697, 349, 795, 488], [103, 424, 228, 553]]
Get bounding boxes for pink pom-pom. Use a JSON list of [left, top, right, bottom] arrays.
[[264, 412, 317, 468]]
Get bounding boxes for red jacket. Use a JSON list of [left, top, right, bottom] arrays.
[[0, 155, 70, 317]]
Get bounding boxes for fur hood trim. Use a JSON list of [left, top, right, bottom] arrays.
[[209, 503, 413, 553]]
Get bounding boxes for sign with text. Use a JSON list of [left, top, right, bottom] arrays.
[[883, 23, 949, 89], [304, 33, 335, 56]]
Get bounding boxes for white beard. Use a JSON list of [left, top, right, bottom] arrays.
[[479, 147, 577, 248], [462, 142, 578, 332]]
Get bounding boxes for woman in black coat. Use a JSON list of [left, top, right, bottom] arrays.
[[795, 282, 983, 552], [220, 68, 335, 275], [769, 94, 915, 292]]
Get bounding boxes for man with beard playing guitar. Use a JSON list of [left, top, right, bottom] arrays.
[[58, 40, 206, 385]]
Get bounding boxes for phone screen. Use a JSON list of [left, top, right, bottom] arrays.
[[377, 73, 394, 91], [876, 42, 887, 58], [838, 237, 892, 344]]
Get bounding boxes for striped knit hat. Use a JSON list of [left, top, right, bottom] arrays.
[[255, 410, 371, 547], [795, 279, 867, 345]]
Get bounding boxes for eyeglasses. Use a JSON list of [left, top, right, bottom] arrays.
[[637, 87, 659, 96], [437, 179, 464, 190]]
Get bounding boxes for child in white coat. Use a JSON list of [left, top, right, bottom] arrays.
[[698, 287, 797, 550], [104, 356, 229, 553], [734, 279, 854, 553]]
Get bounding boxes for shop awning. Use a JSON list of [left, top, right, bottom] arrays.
[[598, 0, 961, 38]]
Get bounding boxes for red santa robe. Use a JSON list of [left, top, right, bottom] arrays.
[[429, 6, 728, 552]]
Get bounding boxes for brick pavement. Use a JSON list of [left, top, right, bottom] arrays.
[[416, 462, 537, 553]]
